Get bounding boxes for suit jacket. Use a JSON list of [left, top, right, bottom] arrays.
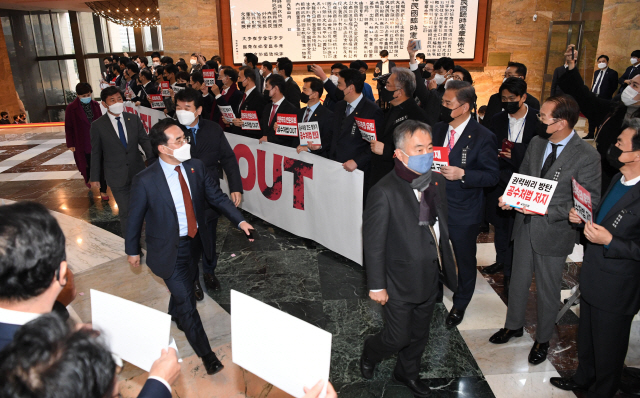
[[90, 112, 155, 189], [329, 96, 385, 171], [134, 82, 159, 108], [297, 103, 334, 157], [550, 65, 567, 97], [580, 173, 640, 315], [126, 158, 245, 278], [432, 118, 500, 225], [232, 88, 267, 138], [412, 67, 441, 127], [512, 133, 601, 256], [364, 171, 457, 303], [137, 378, 172, 398], [0, 322, 21, 351], [482, 91, 540, 129], [618, 64, 640, 92], [488, 108, 539, 187], [591, 67, 619, 99], [284, 77, 301, 109], [212, 84, 243, 129], [261, 99, 300, 148]]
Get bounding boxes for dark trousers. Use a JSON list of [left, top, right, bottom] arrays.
[[191, 208, 219, 276], [487, 185, 515, 277], [450, 223, 481, 310], [110, 185, 130, 240], [165, 236, 212, 358], [85, 153, 107, 193], [364, 294, 437, 380], [573, 297, 634, 398]]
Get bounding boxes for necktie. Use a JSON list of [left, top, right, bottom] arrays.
[[592, 71, 604, 94], [541, 143, 560, 177], [345, 104, 352, 116], [115, 116, 127, 149], [268, 103, 278, 125], [303, 107, 311, 122], [174, 166, 198, 238], [448, 129, 456, 151], [239, 93, 247, 109], [189, 127, 197, 145]]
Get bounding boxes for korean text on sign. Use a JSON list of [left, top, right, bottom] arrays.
[[218, 105, 235, 123], [276, 114, 298, 137], [202, 69, 216, 87], [298, 121, 321, 146], [502, 173, 558, 215], [354, 117, 377, 142], [161, 81, 171, 97], [572, 177, 593, 223], [148, 94, 165, 109], [431, 146, 449, 173], [241, 110, 261, 130]]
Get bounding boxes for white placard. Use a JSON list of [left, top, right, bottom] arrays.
[[230, 0, 479, 63], [218, 105, 236, 123], [298, 121, 321, 146], [231, 290, 332, 398], [90, 289, 173, 372], [502, 173, 558, 216]]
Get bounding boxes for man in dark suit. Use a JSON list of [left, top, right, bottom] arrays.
[[483, 78, 539, 296], [618, 50, 640, 93], [295, 77, 334, 157], [551, 120, 640, 396], [550, 64, 567, 97], [591, 55, 619, 99], [231, 66, 267, 138], [309, 63, 348, 112], [210, 67, 243, 130], [329, 68, 385, 199], [126, 118, 254, 375], [374, 50, 397, 104], [408, 42, 441, 128], [91, 86, 155, 239], [277, 59, 301, 108], [432, 80, 500, 328], [490, 95, 601, 365], [175, 88, 243, 294], [361, 120, 456, 397], [258, 74, 300, 148], [482, 62, 541, 128], [369, 67, 429, 186], [133, 69, 158, 108]]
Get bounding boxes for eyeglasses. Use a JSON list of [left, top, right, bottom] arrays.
[[170, 135, 191, 145], [503, 74, 523, 79], [536, 114, 558, 124], [384, 81, 398, 90]]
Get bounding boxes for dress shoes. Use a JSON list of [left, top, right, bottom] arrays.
[[360, 339, 377, 380], [202, 352, 224, 375], [528, 341, 549, 365], [489, 327, 523, 344], [194, 280, 204, 301], [550, 377, 588, 391], [392, 372, 432, 397], [483, 262, 504, 274], [203, 272, 221, 291], [445, 307, 465, 329]]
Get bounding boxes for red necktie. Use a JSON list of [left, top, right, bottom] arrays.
[[449, 129, 456, 152], [268, 103, 278, 125], [239, 93, 247, 109], [303, 107, 311, 122], [175, 166, 197, 238]]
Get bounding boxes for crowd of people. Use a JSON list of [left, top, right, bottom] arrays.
[[1, 39, 639, 398], [0, 111, 27, 124]]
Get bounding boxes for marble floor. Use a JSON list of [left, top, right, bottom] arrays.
[[1, 126, 638, 398]]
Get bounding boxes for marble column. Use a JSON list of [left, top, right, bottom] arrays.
[[595, 0, 640, 82], [0, 23, 23, 119]]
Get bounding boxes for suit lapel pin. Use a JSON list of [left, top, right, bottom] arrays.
[[191, 168, 194, 173]]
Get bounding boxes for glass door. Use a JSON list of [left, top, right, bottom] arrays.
[[541, 21, 584, 101]]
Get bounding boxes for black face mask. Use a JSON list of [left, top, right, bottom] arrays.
[[300, 92, 310, 103], [439, 105, 463, 124], [606, 144, 630, 169], [334, 88, 345, 101], [501, 101, 521, 114], [175, 83, 186, 88], [422, 70, 432, 80], [536, 122, 553, 139], [238, 81, 245, 91], [263, 89, 271, 100]]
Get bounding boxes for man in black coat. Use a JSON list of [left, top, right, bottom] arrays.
[[278, 59, 301, 108], [483, 78, 539, 295], [231, 66, 267, 138], [361, 120, 456, 397], [175, 88, 243, 294], [369, 67, 429, 186], [259, 74, 300, 148], [551, 120, 640, 397], [374, 50, 397, 103], [409, 47, 441, 128], [210, 67, 244, 130], [618, 50, 640, 93], [432, 80, 500, 328], [591, 55, 619, 100], [133, 69, 158, 108], [550, 64, 567, 97], [295, 77, 334, 157]]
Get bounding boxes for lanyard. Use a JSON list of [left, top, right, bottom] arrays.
[[508, 118, 525, 143]]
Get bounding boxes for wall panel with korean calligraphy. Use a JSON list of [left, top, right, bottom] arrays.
[[227, 0, 483, 64]]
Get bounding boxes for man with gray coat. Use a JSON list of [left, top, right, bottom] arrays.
[[91, 86, 155, 239], [488, 95, 601, 365]]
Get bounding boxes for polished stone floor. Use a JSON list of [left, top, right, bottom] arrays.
[[2, 126, 639, 397]]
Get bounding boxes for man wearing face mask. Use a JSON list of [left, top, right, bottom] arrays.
[[618, 50, 640, 93], [0, 111, 10, 124], [361, 120, 457, 396], [243, 53, 263, 93], [408, 41, 444, 127], [231, 66, 267, 138], [490, 95, 601, 366], [432, 80, 500, 328], [430, 57, 455, 99], [370, 67, 429, 186], [277, 59, 301, 109], [295, 77, 334, 157], [174, 88, 243, 295], [482, 78, 539, 293], [591, 55, 619, 100], [126, 118, 254, 377], [309, 63, 348, 112], [551, 119, 640, 397], [90, 87, 156, 239], [374, 50, 396, 104], [259, 74, 299, 147], [210, 67, 243, 130], [162, 64, 179, 117], [132, 69, 158, 109], [558, 44, 640, 192]]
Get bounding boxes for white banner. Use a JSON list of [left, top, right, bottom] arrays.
[[222, 133, 364, 265]]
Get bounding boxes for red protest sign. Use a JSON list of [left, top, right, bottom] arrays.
[[160, 81, 171, 97], [276, 114, 298, 136], [148, 94, 165, 109], [572, 177, 593, 223], [241, 110, 261, 130], [431, 146, 449, 172], [354, 117, 377, 141], [202, 69, 216, 87]]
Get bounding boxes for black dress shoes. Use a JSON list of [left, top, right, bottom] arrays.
[[194, 280, 204, 301], [489, 327, 523, 344], [203, 272, 221, 291], [392, 372, 431, 397], [550, 377, 588, 391], [528, 341, 549, 365], [483, 262, 504, 274], [202, 352, 224, 375], [445, 307, 465, 329]]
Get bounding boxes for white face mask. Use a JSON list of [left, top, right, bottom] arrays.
[[165, 143, 191, 162], [190, 59, 197, 65], [621, 85, 640, 106], [273, 67, 278, 75], [434, 73, 446, 85], [153, 61, 160, 66], [598, 62, 607, 69], [329, 75, 339, 86], [108, 102, 124, 115], [259, 69, 264, 76], [631, 57, 638, 65], [381, 57, 388, 62], [176, 110, 197, 125]]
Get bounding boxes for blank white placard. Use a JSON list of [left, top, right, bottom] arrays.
[[91, 289, 171, 372], [231, 290, 332, 398]]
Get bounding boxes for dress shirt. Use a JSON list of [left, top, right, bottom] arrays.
[[346, 94, 364, 116], [158, 157, 195, 237], [264, 73, 272, 80], [542, 131, 575, 165], [302, 101, 321, 120], [107, 111, 128, 143], [621, 174, 640, 186], [271, 96, 285, 115], [444, 114, 472, 148], [409, 62, 419, 71], [285, 77, 291, 82], [507, 104, 528, 143], [592, 68, 607, 95], [0, 307, 40, 326], [381, 60, 390, 75], [215, 86, 231, 100]]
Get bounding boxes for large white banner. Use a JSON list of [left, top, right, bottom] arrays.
[[223, 133, 364, 265]]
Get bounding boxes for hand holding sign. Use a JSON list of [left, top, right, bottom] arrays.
[[276, 114, 299, 137], [298, 122, 321, 146], [431, 147, 449, 173], [202, 69, 216, 87], [572, 177, 593, 223], [241, 110, 261, 130], [354, 117, 377, 142], [584, 221, 612, 246], [502, 173, 558, 215], [569, 208, 583, 224], [370, 140, 384, 155]]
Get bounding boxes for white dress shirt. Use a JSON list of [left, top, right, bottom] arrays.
[[381, 60, 390, 75], [444, 114, 472, 148], [159, 157, 195, 236], [592, 68, 607, 95], [107, 111, 128, 142], [621, 174, 640, 186], [507, 104, 528, 143], [0, 307, 40, 326], [346, 94, 364, 116]]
